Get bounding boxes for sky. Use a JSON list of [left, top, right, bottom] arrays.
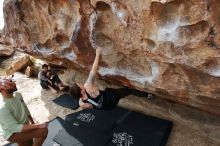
[[0, 1, 4, 29]]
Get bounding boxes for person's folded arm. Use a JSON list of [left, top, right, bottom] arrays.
[[21, 123, 47, 132], [38, 71, 48, 82], [38, 72, 46, 80]]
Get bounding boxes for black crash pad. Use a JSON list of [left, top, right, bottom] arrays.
[[65, 106, 131, 132], [53, 94, 79, 109], [53, 118, 110, 146], [43, 117, 110, 146], [65, 107, 172, 146], [4, 110, 172, 146], [106, 111, 173, 146]]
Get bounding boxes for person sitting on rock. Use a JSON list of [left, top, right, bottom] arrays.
[[38, 64, 66, 93], [69, 47, 154, 110], [0, 77, 48, 146]]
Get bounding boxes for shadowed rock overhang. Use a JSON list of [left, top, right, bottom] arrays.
[[3, 0, 220, 116]]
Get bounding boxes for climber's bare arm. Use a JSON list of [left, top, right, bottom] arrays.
[[84, 47, 102, 97], [84, 47, 102, 87]]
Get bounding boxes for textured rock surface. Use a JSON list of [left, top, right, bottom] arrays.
[[5, 54, 32, 75], [0, 30, 14, 56], [3, 0, 220, 116]]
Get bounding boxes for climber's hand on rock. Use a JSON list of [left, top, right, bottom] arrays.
[[96, 46, 102, 54]]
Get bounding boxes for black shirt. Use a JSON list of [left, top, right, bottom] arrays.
[[82, 89, 120, 110]]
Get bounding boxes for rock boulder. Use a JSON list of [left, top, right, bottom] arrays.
[[3, 0, 220, 116]]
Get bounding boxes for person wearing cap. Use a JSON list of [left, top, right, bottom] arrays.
[[0, 77, 48, 146]]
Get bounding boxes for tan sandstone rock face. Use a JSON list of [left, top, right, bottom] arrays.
[[5, 54, 33, 76], [0, 30, 14, 56], [3, 0, 220, 116]]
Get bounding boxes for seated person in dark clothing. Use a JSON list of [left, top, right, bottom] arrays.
[[69, 47, 153, 110], [38, 64, 65, 93]]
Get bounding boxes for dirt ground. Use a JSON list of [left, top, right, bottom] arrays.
[[0, 70, 220, 146]]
